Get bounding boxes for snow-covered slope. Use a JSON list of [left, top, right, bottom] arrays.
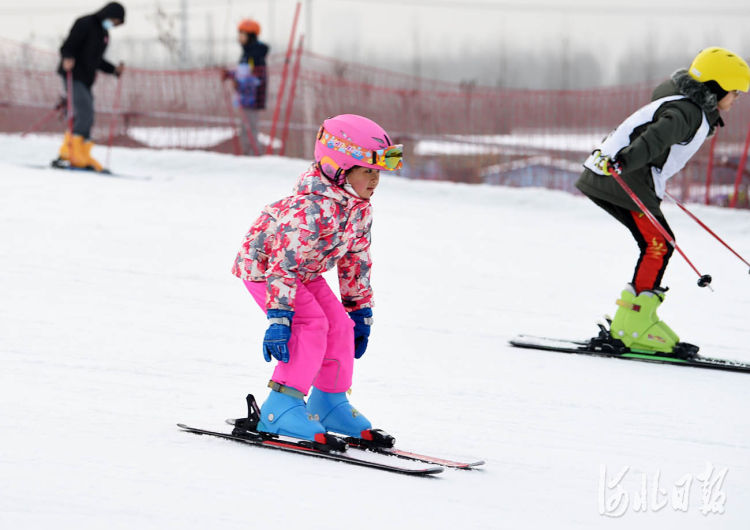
[[2, 134, 749, 529]]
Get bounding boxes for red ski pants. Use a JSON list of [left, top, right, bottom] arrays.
[[591, 198, 675, 292]]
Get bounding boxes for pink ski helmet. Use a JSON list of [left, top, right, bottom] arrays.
[[314, 114, 403, 185]]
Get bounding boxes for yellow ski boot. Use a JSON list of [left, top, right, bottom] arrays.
[[83, 140, 104, 172], [56, 131, 72, 161], [609, 284, 686, 355]]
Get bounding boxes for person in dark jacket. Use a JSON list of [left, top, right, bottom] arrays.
[[576, 47, 749, 356], [55, 2, 126, 172], [225, 18, 269, 155]]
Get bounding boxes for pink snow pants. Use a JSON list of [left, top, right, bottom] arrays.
[[244, 277, 355, 395]]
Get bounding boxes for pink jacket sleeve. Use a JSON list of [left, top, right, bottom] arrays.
[[337, 227, 374, 311]]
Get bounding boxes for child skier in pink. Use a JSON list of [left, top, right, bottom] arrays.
[[232, 114, 403, 441]]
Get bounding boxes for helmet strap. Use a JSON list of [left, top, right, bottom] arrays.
[[334, 168, 345, 186], [316, 161, 346, 187]]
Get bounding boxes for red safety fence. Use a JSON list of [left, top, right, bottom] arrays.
[[1, 37, 748, 208]]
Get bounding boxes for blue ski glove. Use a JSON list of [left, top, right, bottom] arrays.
[[349, 307, 373, 359], [263, 309, 294, 363]]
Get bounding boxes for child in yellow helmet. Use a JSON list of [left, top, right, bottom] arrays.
[[576, 47, 749, 357]]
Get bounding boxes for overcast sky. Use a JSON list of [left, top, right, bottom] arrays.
[[2, 0, 749, 86]]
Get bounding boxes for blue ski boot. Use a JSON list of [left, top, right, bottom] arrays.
[[256, 384, 326, 441], [306, 387, 372, 438]]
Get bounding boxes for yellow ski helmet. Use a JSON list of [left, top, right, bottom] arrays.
[[689, 47, 750, 92]]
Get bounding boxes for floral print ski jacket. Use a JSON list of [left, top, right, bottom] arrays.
[[232, 165, 373, 312]]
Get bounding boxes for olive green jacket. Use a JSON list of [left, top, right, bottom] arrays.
[[575, 69, 723, 216]]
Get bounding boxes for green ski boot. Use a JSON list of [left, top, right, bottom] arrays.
[[609, 285, 681, 354]]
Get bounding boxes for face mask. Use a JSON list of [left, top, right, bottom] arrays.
[[102, 19, 114, 30]]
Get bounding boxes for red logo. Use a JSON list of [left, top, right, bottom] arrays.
[[647, 333, 666, 344]]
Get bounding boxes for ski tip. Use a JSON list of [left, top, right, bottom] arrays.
[[382, 466, 444, 476], [400, 465, 444, 476], [391, 449, 485, 469], [449, 459, 485, 469], [438, 461, 485, 470]]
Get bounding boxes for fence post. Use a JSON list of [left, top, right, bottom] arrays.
[[279, 35, 304, 157], [729, 122, 750, 208], [704, 132, 717, 205], [106, 74, 123, 169], [266, 1, 302, 155], [221, 79, 242, 155]]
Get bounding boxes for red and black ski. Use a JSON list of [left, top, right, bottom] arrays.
[[176, 423, 444, 476], [226, 418, 485, 470]]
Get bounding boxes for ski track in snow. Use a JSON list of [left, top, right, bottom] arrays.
[[1, 134, 749, 529]]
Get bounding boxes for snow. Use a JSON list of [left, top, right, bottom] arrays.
[[126, 127, 281, 150], [415, 131, 604, 156], [1, 134, 749, 529], [127, 126, 235, 148]]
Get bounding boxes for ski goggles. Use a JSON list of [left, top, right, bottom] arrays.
[[317, 127, 403, 170]]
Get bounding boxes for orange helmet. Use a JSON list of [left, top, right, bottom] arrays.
[[238, 19, 261, 36]]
